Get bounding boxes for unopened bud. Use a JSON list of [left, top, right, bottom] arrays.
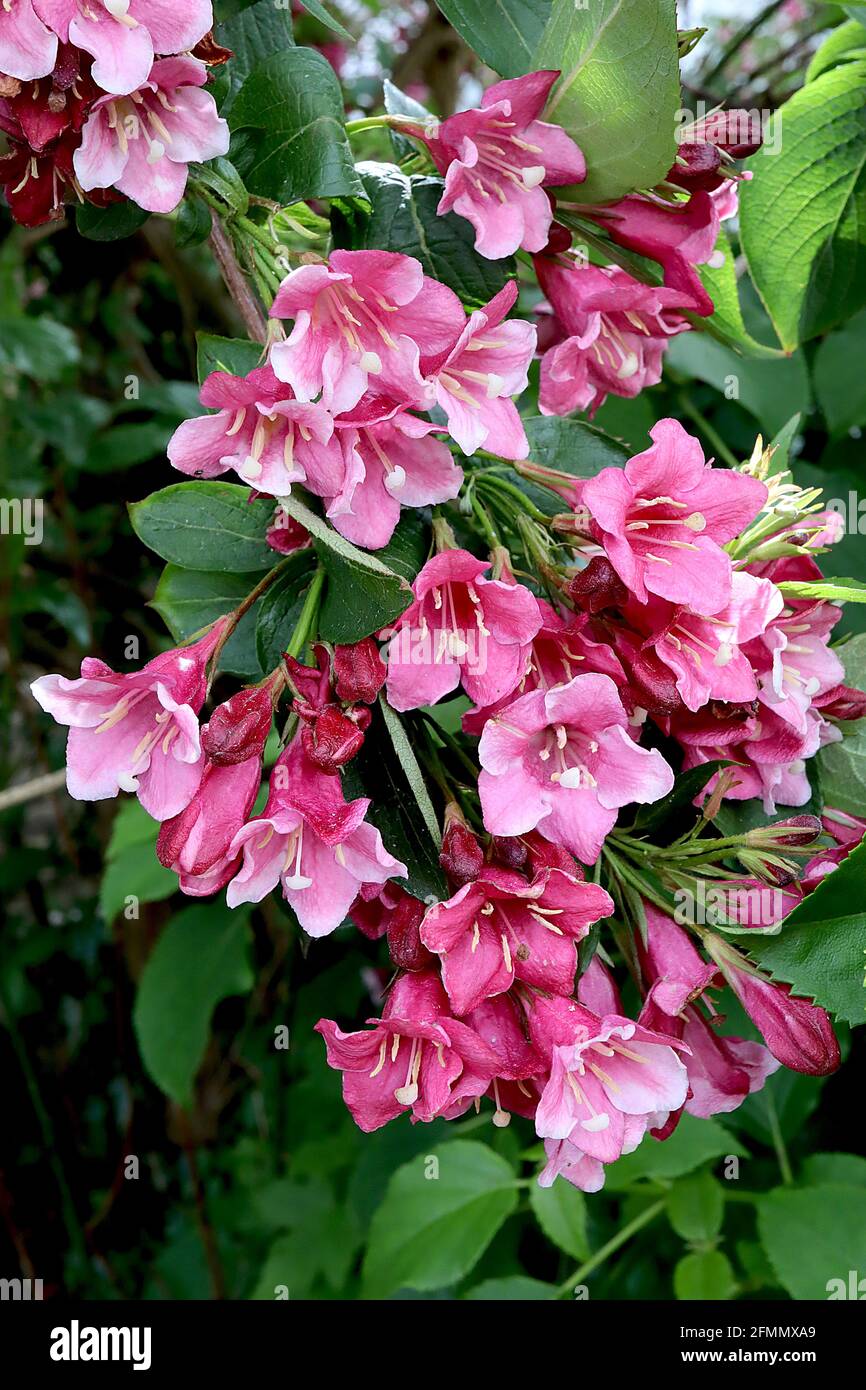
[[334, 637, 386, 705], [567, 556, 628, 614], [301, 704, 366, 774], [386, 893, 433, 971], [439, 807, 484, 885], [201, 684, 274, 765]]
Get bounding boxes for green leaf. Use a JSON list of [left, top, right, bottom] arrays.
[[152, 565, 261, 679], [777, 577, 866, 604], [740, 61, 866, 352], [735, 838, 866, 1025], [535, 0, 680, 204], [295, 0, 352, 41], [333, 162, 515, 306], [175, 194, 212, 249], [230, 49, 363, 204], [129, 481, 276, 572], [605, 1113, 747, 1191], [196, 332, 263, 384], [76, 201, 149, 241], [81, 420, 173, 474], [529, 1179, 589, 1260], [216, 0, 295, 116], [435, 0, 551, 78], [801, 1152, 866, 1187], [805, 19, 866, 83], [0, 317, 79, 380], [813, 308, 866, 435], [107, 798, 162, 858], [361, 1141, 519, 1299], [674, 1249, 736, 1300], [633, 761, 730, 833], [792, 452, 866, 637], [465, 1276, 558, 1300], [667, 1171, 725, 1243], [255, 553, 316, 672], [378, 696, 441, 850], [100, 807, 177, 921], [314, 506, 428, 645], [664, 333, 811, 436], [524, 416, 630, 477], [133, 903, 254, 1106], [383, 79, 434, 162], [757, 1184, 866, 1299], [698, 228, 786, 360]]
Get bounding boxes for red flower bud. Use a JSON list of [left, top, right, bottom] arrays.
[[301, 704, 366, 774], [567, 556, 628, 614], [439, 817, 484, 886], [284, 645, 331, 711], [201, 685, 274, 766], [334, 638, 386, 705], [491, 835, 529, 871], [386, 893, 433, 972], [814, 683, 866, 723]]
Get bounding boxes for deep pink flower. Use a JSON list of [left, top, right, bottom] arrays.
[[200, 682, 275, 767], [383, 548, 542, 711], [638, 904, 718, 1017], [676, 703, 833, 814], [328, 399, 462, 549], [0, 0, 57, 82], [269, 249, 464, 415], [30, 623, 224, 819], [535, 258, 689, 417], [528, 994, 689, 1168], [584, 190, 720, 317], [315, 970, 500, 1131], [575, 419, 767, 611], [438, 807, 484, 886], [299, 702, 368, 775], [624, 572, 784, 714], [705, 936, 841, 1077], [446, 994, 545, 1126], [427, 281, 535, 458], [265, 507, 310, 555], [156, 754, 261, 896], [416, 69, 585, 259], [478, 673, 674, 864], [32, 0, 213, 95], [681, 1008, 779, 1117], [74, 55, 228, 214], [225, 740, 406, 936], [168, 362, 342, 498], [420, 864, 613, 1014]]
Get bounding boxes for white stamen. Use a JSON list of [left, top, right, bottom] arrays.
[[558, 767, 584, 789], [581, 1111, 610, 1132], [146, 139, 165, 165], [117, 772, 140, 793], [522, 164, 546, 188], [359, 350, 382, 374], [384, 465, 406, 493]]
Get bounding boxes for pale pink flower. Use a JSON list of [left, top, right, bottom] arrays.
[[269, 249, 464, 415], [167, 363, 342, 498], [575, 419, 768, 612], [0, 0, 57, 81], [156, 754, 261, 896], [226, 740, 407, 937], [535, 258, 690, 417], [32, 0, 213, 95], [416, 69, 586, 260], [478, 672, 674, 864], [29, 623, 225, 820], [383, 548, 542, 711]]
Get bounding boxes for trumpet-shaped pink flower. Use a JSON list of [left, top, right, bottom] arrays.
[[73, 55, 229, 214], [226, 740, 407, 937], [528, 994, 689, 1167], [383, 548, 542, 711], [32, 0, 213, 95], [420, 864, 613, 1014], [681, 1008, 779, 1118], [478, 673, 674, 864], [0, 0, 57, 81], [156, 754, 261, 896], [269, 249, 464, 415], [638, 905, 718, 1017], [446, 994, 545, 1125], [29, 623, 225, 820], [416, 69, 586, 260], [585, 190, 720, 317], [744, 594, 845, 738], [675, 703, 834, 814], [575, 419, 767, 612], [167, 363, 342, 498], [427, 281, 535, 458], [328, 400, 463, 549], [535, 258, 690, 417], [625, 572, 784, 714], [315, 971, 500, 1131]]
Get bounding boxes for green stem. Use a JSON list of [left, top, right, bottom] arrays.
[[285, 565, 326, 660], [558, 1199, 666, 1296], [345, 115, 403, 135], [677, 392, 741, 470], [765, 1089, 794, 1186]]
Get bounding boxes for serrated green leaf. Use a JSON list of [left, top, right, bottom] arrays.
[[605, 1113, 747, 1191], [698, 228, 787, 360], [361, 1141, 518, 1299], [312, 505, 428, 644], [217, 0, 295, 117], [757, 1184, 866, 1299]]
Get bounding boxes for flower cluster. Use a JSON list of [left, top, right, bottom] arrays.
[[0, 0, 227, 223]]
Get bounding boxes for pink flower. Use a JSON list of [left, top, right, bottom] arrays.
[[168, 362, 342, 498], [417, 70, 585, 260], [29, 623, 225, 819], [681, 1008, 779, 1118], [225, 740, 407, 937], [156, 754, 261, 896], [528, 994, 689, 1167], [743, 595, 845, 739], [585, 190, 720, 317], [420, 864, 613, 1014], [328, 399, 462, 549], [705, 936, 841, 1077], [73, 55, 228, 214], [675, 702, 832, 814], [478, 673, 674, 864], [535, 258, 689, 417], [638, 905, 718, 1017], [575, 419, 767, 612], [427, 281, 535, 458], [200, 682, 275, 766], [383, 549, 542, 712], [0, 0, 57, 82], [624, 572, 784, 713], [315, 970, 500, 1131], [269, 249, 464, 416], [33, 0, 213, 95], [448, 994, 545, 1126]]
